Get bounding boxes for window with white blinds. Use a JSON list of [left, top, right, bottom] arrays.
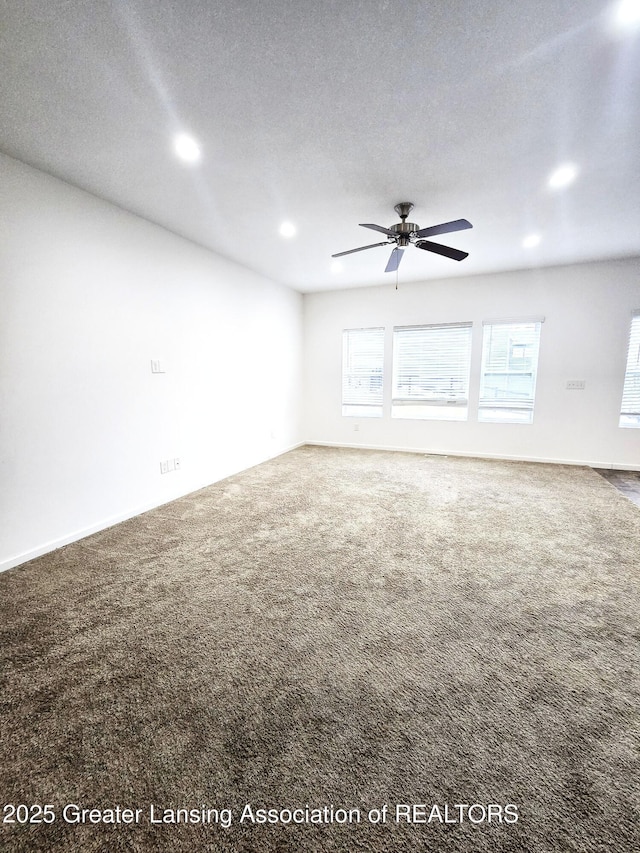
[[342, 327, 384, 417], [620, 312, 640, 428], [392, 323, 472, 420], [478, 320, 542, 423]]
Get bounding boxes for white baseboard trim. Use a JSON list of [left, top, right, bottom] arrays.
[[0, 500, 170, 574], [303, 440, 640, 471], [0, 440, 305, 575]]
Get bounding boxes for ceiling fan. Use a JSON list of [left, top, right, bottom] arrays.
[[332, 202, 472, 272]]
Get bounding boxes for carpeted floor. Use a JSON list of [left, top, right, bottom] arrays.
[[1, 445, 639, 852]]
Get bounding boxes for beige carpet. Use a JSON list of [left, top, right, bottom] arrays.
[[1, 445, 639, 852]]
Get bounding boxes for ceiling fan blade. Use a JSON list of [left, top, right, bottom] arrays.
[[415, 218, 473, 238], [331, 240, 392, 258], [416, 240, 469, 261], [359, 223, 398, 237], [385, 247, 404, 273]]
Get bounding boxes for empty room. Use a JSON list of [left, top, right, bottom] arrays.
[[1, 2, 639, 852]]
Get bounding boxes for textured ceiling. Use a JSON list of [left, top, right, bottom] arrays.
[[2, 1, 639, 292]]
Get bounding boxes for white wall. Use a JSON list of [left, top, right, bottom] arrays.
[[0, 153, 303, 571], [303, 258, 640, 468]]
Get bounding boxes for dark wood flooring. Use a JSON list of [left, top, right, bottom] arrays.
[[593, 469, 640, 507]]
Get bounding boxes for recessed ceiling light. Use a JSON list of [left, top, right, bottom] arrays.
[[522, 234, 541, 249], [615, 0, 640, 28], [279, 221, 296, 238], [330, 260, 343, 273], [547, 163, 578, 190], [174, 133, 201, 163]]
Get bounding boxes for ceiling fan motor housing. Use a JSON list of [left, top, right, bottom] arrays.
[[391, 221, 419, 247], [392, 202, 418, 245]]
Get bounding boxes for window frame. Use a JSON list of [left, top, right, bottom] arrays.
[[477, 319, 543, 425], [619, 311, 640, 429], [391, 322, 473, 421], [341, 327, 385, 418]]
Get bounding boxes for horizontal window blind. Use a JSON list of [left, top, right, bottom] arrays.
[[478, 321, 541, 423], [620, 313, 640, 428], [392, 323, 472, 420], [342, 327, 384, 417]]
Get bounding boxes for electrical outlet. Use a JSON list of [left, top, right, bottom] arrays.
[[160, 460, 169, 474], [566, 380, 586, 390]]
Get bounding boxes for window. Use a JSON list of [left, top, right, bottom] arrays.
[[620, 312, 640, 428], [392, 323, 472, 420], [342, 327, 384, 417], [478, 320, 542, 423]]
